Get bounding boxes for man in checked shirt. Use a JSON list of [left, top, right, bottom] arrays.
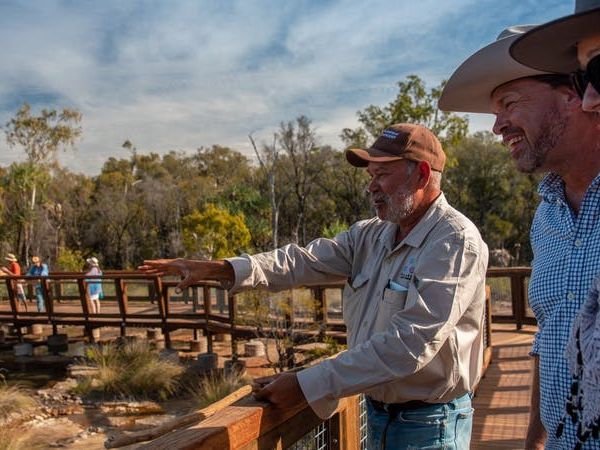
[[440, 24, 600, 449], [140, 123, 489, 449]]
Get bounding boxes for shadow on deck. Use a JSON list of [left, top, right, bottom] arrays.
[[472, 323, 537, 449]]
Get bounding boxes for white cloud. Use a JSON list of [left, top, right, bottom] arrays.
[[0, 0, 573, 174]]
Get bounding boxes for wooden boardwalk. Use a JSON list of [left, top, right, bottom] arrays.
[[472, 323, 537, 449]]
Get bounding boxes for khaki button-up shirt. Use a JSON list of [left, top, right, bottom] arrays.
[[227, 194, 488, 419]]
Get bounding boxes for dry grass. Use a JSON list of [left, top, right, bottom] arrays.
[[186, 370, 247, 409], [0, 374, 40, 450], [0, 384, 37, 420], [75, 340, 185, 400], [0, 429, 42, 450]]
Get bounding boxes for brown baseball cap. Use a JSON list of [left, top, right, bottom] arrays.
[[345, 123, 446, 172]]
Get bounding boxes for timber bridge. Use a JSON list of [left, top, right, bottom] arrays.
[[0, 267, 535, 449]]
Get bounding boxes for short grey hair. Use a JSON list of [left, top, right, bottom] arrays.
[[406, 160, 442, 189], [429, 170, 442, 189]]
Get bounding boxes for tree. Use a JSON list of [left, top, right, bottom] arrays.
[[341, 75, 468, 149], [249, 133, 286, 249], [4, 103, 82, 260], [276, 116, 322, 246], [443, 132, 539, 261], [182, 203, 251, 260]]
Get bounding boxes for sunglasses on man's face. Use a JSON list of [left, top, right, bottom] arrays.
[[571, 53, 600, 99]]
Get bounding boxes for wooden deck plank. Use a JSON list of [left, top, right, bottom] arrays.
[[472, 324, 537, 449]]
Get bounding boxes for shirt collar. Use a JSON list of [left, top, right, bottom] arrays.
[[379, 193, 449, 251], [538, 171, 600, 204]]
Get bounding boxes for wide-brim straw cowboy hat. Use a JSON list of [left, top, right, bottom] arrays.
[[438, 25, 552, 114], [510, 0, 600, 73], [4, 253, 17, 262]]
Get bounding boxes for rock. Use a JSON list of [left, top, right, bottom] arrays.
[[244, 340, 266, 357], [224, 359, 246, 377], [48, 334, 69, 354], [189, 339, 206, 353], [14, 342, 33, 356], [196, 352, 218, 370], [147, 328, 163, 340], [159, 348, 179, 363]]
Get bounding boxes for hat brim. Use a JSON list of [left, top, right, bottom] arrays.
[[4, 257, 16, 262], [345, 148, 405, 167], [439, 32, 550, 114], [510, 9, 600, 73]]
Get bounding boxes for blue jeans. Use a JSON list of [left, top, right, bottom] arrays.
[[35, 285, 45, 312], [366, 394, 473, 450]]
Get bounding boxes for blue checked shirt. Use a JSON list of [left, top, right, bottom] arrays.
[[529, 172, 600, 449]]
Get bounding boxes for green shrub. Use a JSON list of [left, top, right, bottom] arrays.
[[75, 340, 185, 400]]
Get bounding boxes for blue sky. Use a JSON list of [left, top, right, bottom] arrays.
[[0, 0, 572, 174]]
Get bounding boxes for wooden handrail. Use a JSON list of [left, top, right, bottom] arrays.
[[0, 267, 525, 347], [138, 390, 361, 450]]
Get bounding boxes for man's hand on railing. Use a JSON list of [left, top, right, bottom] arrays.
[[252, 372, 308, 410]]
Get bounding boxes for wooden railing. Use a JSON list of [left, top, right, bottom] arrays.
[[0, 267, 528, 346], [137, 391, 365, 450], [486, 267, 533, 330], [0, 269, 525, 449]]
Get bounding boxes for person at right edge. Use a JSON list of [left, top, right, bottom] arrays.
[[509, 1, 600, 448], [439, 13, 600, 449]]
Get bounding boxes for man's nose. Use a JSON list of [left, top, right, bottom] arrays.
[[367, 177, 378, 193], [492, 113, 508, 136]]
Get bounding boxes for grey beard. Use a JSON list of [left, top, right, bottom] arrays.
[[383, 192, 414, 223]]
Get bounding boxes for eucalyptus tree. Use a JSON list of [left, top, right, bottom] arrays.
[[341, 75, 468, 149], [3, 103, 82, 260]]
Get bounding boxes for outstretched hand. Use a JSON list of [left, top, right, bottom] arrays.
[[138, 258, 234, 292]]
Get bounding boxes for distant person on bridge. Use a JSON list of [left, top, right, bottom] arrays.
[[26, 256, 49, 313], [439, 22, 600, 450], [85, 257, 103, 314], [140, 123, 489, 450], [1, 253, 27, 311]]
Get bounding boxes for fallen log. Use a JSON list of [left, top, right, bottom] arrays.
[[104, 385, 252, 449]]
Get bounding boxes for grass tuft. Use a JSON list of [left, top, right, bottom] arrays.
[[186, 370, 247, 409], [75, 340, 185, 400]]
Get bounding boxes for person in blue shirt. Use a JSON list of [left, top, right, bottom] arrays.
[[439, 25, 600, 450], [26, 256, 49, 312], [85, 257, 103, 314]]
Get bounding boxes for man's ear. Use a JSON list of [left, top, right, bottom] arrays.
[[559, 85, 583, 111], [416, 161, 431, 189]]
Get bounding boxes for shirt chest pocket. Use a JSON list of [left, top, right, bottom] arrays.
[[342, 272, 370, 332], [374, 282, 409, 332], [382, 286, 408, 308]]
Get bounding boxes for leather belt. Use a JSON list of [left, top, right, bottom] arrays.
[[367, 397, 435, 414]]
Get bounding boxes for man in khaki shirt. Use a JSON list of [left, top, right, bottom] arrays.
[[140, 123, 488, 449]]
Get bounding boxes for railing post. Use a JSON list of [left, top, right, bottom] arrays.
[[510, 273, 525, 330], [203, 285, 213, 353], [114, 278, 129, 337], [153, 277, 168, 344], [77, 278, 95, 342], [228, 290, 237, 358], [313, 287, 326, 341], [5, 278, 18, 320]]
